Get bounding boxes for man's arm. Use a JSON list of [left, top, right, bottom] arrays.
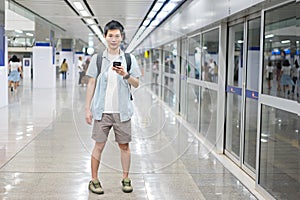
[[85, 77, 96, 125], [124, 73, 139, 88]]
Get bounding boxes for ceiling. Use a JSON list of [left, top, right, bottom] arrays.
[[8, 0, 155, 50]]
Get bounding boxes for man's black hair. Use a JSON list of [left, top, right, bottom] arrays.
[[103, 20, 124, 36]]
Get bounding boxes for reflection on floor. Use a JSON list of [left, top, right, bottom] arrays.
[[0, 79, 257, 199]]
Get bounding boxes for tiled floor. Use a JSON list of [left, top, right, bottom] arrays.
[[0, 79, 258, 199]]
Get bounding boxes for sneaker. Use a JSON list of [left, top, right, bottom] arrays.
[[122, 178, 133, 193], [89, 179, 104, 194]]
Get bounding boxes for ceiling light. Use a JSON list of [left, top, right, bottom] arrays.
[[281, 40, 290, 44], [156, 11, 169, 20], [85, 18, 95, 25], [153, 2, 164, 11], [150, 19, 161, 27], [80, 10, 89, 17], [162, 2, 177, 12], [26, 33, 34, 37], [74, 2, 84, 10], [87, 47, 94, 55], [143, 19, 151, 26], [15, 29, 23, 33], [148, 11, 157, 18], [265, 34, 274, 39]]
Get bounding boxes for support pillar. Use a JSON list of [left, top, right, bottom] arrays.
[[33, 18, 56, 88], [0, 0, 8, 108]]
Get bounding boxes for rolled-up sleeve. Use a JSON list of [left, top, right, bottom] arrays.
[[86, 54, 98, 78]]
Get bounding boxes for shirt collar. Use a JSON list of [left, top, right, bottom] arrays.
[[102, 49, 125, 59]]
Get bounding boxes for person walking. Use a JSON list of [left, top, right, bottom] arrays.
[[85, 20, 141, 195], [60, 58, 68, 80], [77, 56, 84, 86], [8, 55, 22, 92]]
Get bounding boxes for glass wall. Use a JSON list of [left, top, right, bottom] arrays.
[[225, 23, 244, 159], [151, 48, 161, 96], [244, 18, 261, 171], [163, 42, 177, 110], [259, 105, 300, 200], [188, 34, 201, 79], [199, 89, 217, 143], [185, 28, 219, 144], [187, 84, 199, 130], [187, 29, 219, 83], [259, 2, 300, 199], [262, 2, 298, 101], [202, 29, 219, 83]]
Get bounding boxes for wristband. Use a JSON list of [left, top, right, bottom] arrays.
[[123, 74, 130, 80]]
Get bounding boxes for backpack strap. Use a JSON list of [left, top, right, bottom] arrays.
[[96, 51, 103, 77], [124, 53, 131, 72], [124, 53, 133, 100]]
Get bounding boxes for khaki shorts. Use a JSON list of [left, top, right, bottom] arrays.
[[92, 113, 131, 144]]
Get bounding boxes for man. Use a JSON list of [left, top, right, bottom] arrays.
[[85, 20, 141, 195]]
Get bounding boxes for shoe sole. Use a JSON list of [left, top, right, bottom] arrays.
[[122, 188, 133, 193], [89, 186, 104, 195]]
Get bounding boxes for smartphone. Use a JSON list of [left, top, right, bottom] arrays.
[[113, 61, 122, 68]]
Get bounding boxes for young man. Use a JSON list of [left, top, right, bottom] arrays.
[[85, 20, 141, 195]]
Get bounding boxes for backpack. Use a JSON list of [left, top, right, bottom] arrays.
[[96, 52, 133, 100]]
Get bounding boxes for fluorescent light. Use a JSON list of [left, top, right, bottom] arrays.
[[26, 33, 34, 37], [265, 34, 274, 39], [150, 19, 160, 26], [85, 18, 95, 25], [238, 40, 244, 44], [162, 2, 177, 12], [74, 2, 84, 10], [281, 40, 290, 44], [90, 25, 101, 35], [148, 11, 157, 18], [153, 2, 164, 11], [15, 29, 23, 33], [80, 10, 89, 17], [156, 11, 169, 20], [143, 19, 151, 26]]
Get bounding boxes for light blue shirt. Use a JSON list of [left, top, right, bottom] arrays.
[[86, 49, 141, 122]]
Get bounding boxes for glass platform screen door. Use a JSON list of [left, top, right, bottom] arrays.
[[225, 16, 261, 177]]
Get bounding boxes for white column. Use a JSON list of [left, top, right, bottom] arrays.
[[32, 44, 55, 88], [22, 58, 31, 80], [0, 33, 8, 108]]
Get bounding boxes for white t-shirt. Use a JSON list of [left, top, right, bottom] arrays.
[[281, 65, 291, 75], [10, 61, 21, 71], [77, 60, 84, 72], [103, 54, 120, 113]]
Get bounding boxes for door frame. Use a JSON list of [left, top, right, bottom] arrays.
[[225, 12, 261, 179]]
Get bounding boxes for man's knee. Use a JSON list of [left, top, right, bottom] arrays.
[[118, 143, 129, 151]]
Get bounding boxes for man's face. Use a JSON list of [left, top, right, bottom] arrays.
[[105, 29, 122, 51]]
